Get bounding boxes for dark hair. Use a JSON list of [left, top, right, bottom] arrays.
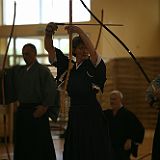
[[72, 36, 84, 56], [22, 43, 37, 55]]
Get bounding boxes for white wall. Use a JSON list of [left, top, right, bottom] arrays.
[[91, 0, 160, 61]]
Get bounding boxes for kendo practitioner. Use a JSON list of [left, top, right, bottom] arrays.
[[44, 22, 113, 160], [146, 75, 160, 160], [104, 90, 145, 160], [2, 43, 58, 160]]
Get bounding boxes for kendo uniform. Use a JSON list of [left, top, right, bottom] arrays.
[[104, 107, 145, 160], [146, 74, 160, 160], [152, 111, 160, 160], [51, 48, 113, 160], [4, 61, 58, 160]]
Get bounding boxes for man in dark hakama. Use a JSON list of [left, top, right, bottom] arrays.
[[4, 43, 58, 160], [45, 23, 113, 160], [146, 75, 160, 160], [104, 90, 145, 160]]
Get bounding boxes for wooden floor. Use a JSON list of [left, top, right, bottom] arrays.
[[0, 129, 154, 160], [135, 129, 153, 160], [0, 135, 64, 160]]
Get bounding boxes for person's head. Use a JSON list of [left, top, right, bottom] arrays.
[[109, 90, 123, 110], [22, 43, 37, 66], [72, 36, 89, 60]]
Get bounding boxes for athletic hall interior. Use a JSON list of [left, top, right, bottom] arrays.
[[0, 0, 160, 159]]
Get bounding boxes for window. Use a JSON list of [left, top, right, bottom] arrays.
[[3, 0, 40, 24], [3, 0, 91, 25], [8, 36, 69, 66]]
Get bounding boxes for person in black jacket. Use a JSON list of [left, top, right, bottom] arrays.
[[1, 43, 58, 160], [45, 22, 113, 160], [146, 75, 160, 160], [103, 90, 145, 160]]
